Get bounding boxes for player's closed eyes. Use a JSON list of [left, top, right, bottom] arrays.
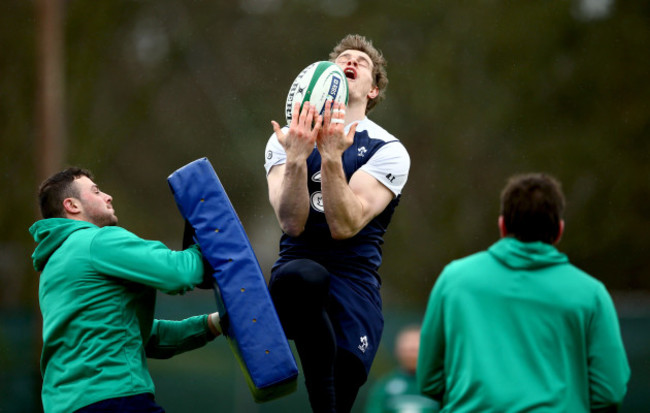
[[336, 54, 371, 69]]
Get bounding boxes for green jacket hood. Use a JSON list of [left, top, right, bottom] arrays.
[[29, 218, 98, 271], [488, 237, 568, 270]]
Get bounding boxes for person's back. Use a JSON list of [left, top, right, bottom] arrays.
[[431, 238, 625, 412], [417, 173, 630, 413]]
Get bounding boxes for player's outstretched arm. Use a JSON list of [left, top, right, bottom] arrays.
[[89, 226, 204, 293], [322, 167, 393, 240], [317, 101, 394, 239], [145, 313, 221, 359], [268, 102, 321, 236], [267, 162, 309, 237]]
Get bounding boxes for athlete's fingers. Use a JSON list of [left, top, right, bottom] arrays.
[[290, 102, 301, 128], [323, 100, 333, 125], [327, 101, 345, 129], [312, 114, 323, 135], [338, 102, 347, 120], [347, 121, 359, 140], [298, 101, 311, 129], [271, 120, 286, 145], [304, 103, 316, 129]]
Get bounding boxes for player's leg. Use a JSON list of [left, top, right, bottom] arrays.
[[334, 348, 367, 413], [269, 259, 337, 413], [327, 274, 384, 412]]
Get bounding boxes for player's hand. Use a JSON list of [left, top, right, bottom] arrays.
[[317, 100, 357, 162], [271, 102, 322, 163]]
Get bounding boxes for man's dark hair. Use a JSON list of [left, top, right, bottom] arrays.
[[38, 167, 93, 219], [500, 173, 565, 244]]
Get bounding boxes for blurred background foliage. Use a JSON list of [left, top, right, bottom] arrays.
[[1, 0, 649, 411]]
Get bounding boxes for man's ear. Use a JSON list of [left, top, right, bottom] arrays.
[[63, 198, 81, 216], [367, 85, 379, 100], [498, 215, 508, 238], [554, 220, 565, 245]]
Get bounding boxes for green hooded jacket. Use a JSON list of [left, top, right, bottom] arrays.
[[417, 237, 630, 413], [30, 218, 215, 413]]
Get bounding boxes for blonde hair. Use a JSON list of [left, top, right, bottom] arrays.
[[329, 34, 388, 113]]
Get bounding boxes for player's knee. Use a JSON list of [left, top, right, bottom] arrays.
[[269, 259, 330, 306]]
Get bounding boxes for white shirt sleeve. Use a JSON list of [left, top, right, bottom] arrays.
[[264, 127, 288, 175], [359, 141, 410, 197]]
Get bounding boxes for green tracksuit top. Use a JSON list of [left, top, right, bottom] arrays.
[[417, 237, 630, 413], [30, 218, 215, 413]]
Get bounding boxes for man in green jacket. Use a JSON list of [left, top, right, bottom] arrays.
[[416, 173, 630, 413], [29, 167, 222, 413]]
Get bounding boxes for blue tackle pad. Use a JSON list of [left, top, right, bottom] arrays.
[[167, 158, 298, 402]]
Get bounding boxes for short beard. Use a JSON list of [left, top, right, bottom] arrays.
[[93, 214, 118, 228]]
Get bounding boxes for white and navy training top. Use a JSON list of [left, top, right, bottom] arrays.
[[264, 117, 410, 287]]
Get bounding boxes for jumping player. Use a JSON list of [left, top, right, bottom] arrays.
[[264, 34, 410, 412]]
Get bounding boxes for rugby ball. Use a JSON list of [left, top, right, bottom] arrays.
[[285, 61, 349, 124]]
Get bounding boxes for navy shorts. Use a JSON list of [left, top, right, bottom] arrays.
[[328, 272, 384, 375], [271, 258, 384, 376]]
